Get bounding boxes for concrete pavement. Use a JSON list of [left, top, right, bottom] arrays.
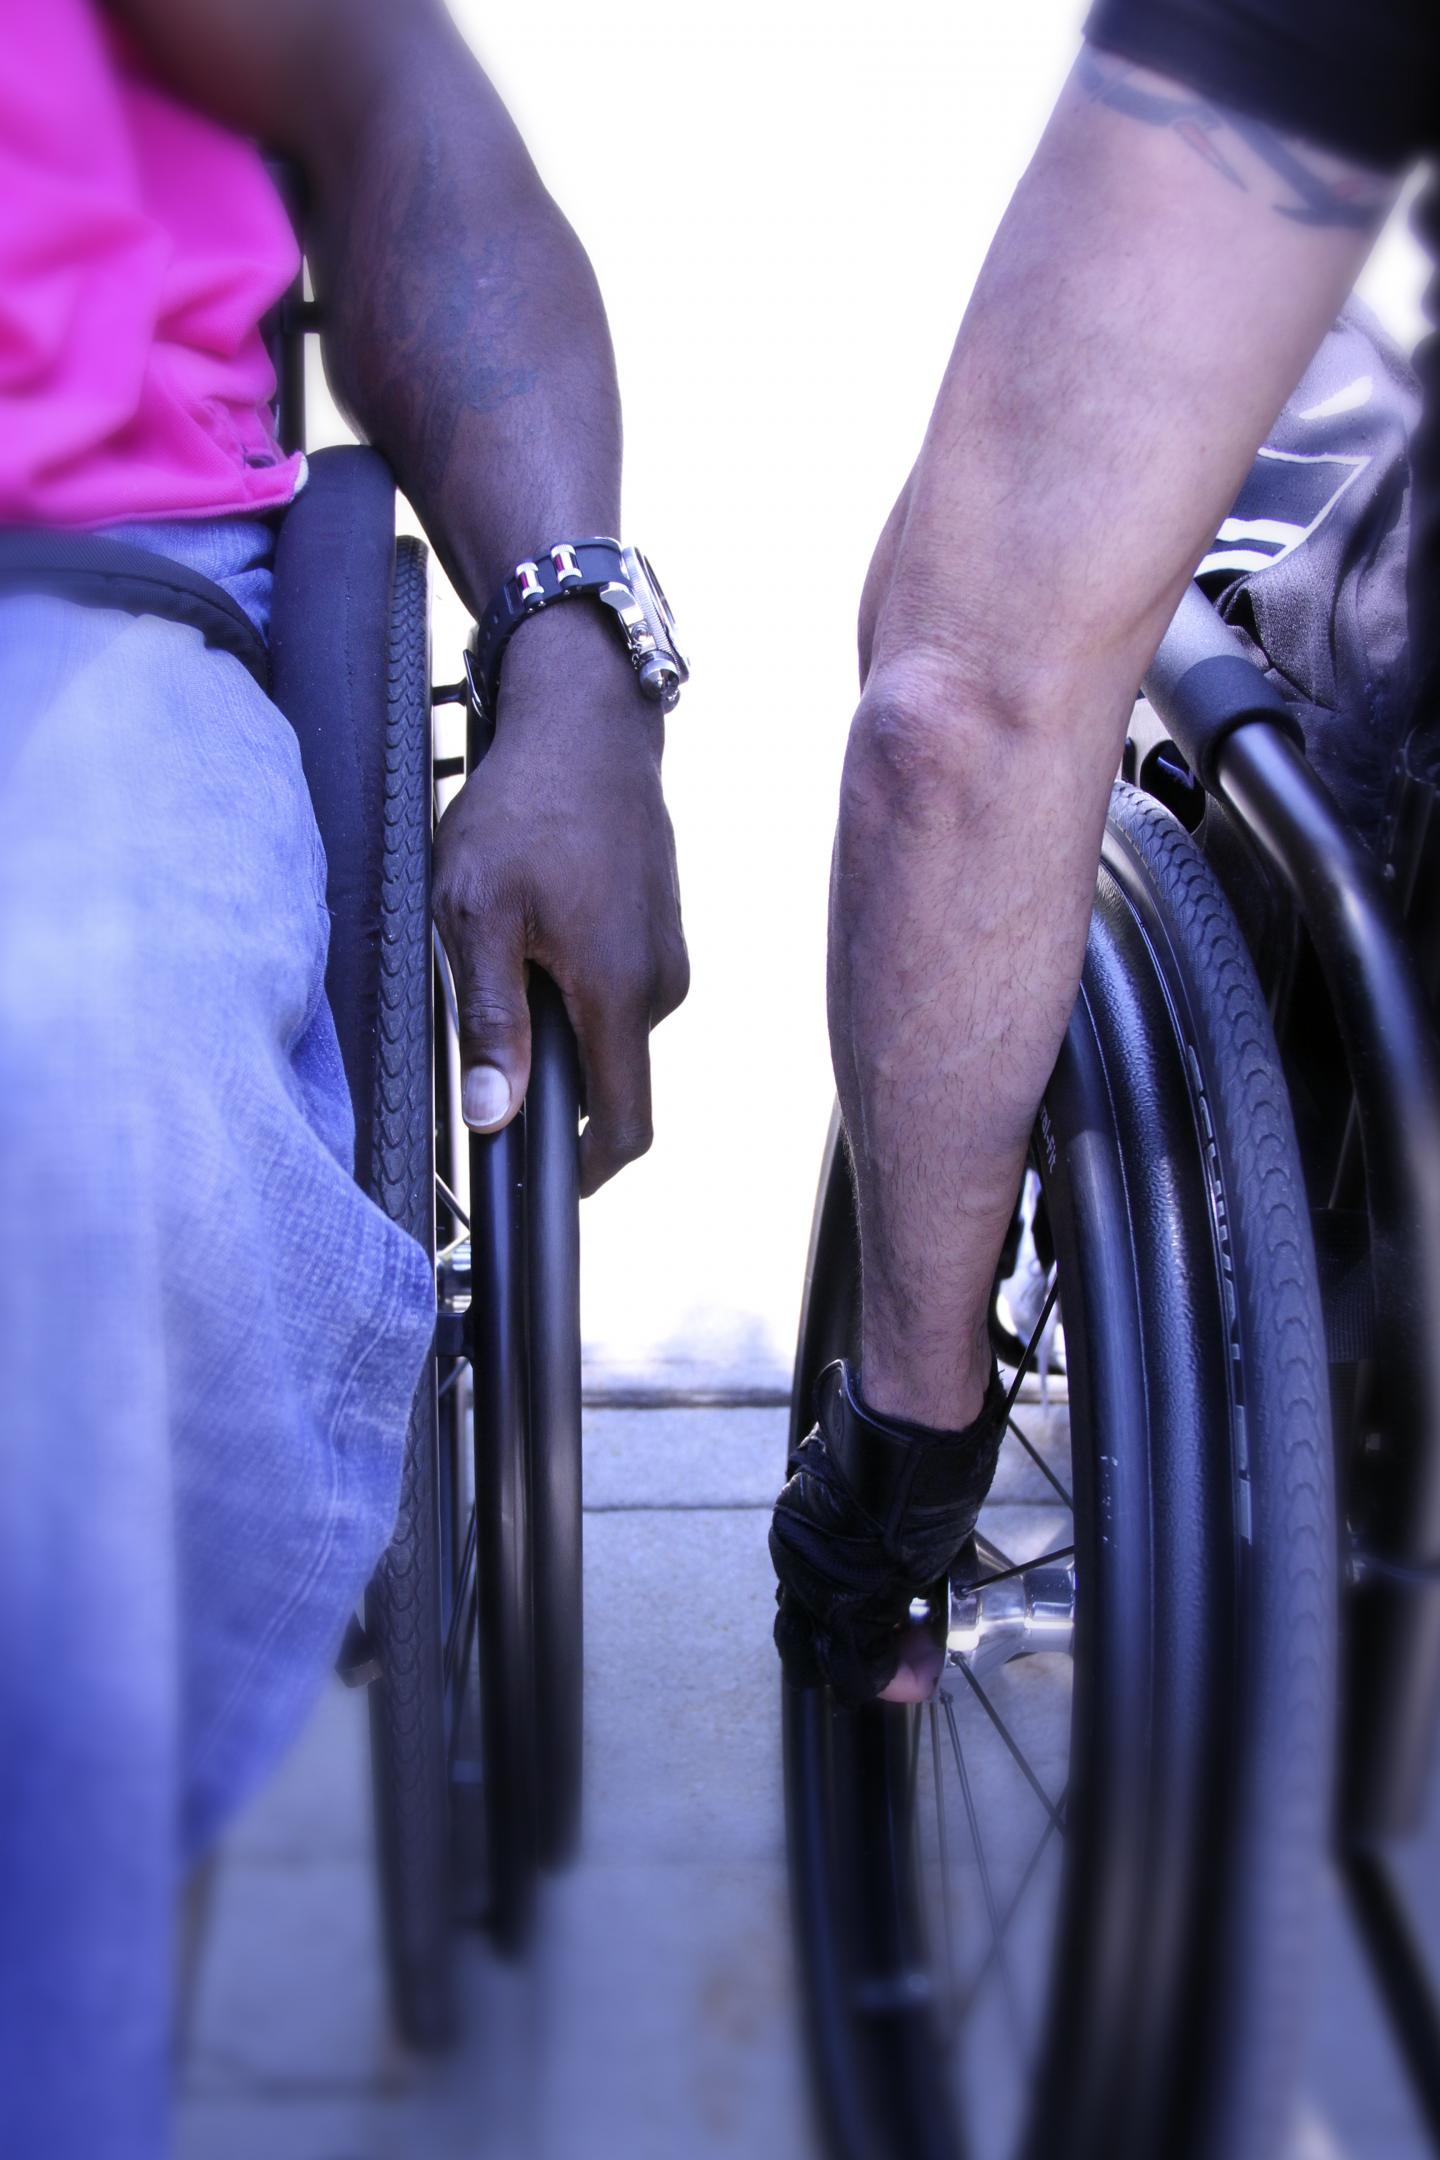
[[177, 1402, 1440, 2160]]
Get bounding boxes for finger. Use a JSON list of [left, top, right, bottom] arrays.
[[449, 924, 532, 1135], [570, 989, 654, 1196], [878, 1625, 945, 1703], [817, 1620, 901, 1707]]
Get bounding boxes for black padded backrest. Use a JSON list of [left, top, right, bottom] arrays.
[[268, 444, 398, 1184]]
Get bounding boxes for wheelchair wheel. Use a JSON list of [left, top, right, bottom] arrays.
[[784, 783, 1336, 2160]]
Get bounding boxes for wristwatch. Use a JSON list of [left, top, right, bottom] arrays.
[[467, 538, 689, 724]]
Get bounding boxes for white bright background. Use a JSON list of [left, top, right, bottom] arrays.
[[316, 3, 1427, 1393]]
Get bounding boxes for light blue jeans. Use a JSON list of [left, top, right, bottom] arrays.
[[0, 518, 435, 2159]]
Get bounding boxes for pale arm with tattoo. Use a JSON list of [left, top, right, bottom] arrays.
[[841, 55, 1395, 1441], [766, 53, 1404, 1702]]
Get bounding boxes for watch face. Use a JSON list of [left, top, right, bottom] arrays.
[[623, 547, 690, 679]]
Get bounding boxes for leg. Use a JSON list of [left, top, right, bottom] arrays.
[[0, 598, 433, 2158]]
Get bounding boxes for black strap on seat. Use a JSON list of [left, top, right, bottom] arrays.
[[0, 527, 270, 691]]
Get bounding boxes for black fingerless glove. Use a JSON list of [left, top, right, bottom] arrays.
[[769, 1359, 1007, 1704]]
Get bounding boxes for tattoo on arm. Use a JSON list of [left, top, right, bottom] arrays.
[[362, 129, 541, 505], [303, 30, 621, 612], [1077, 48, 1395, 230]]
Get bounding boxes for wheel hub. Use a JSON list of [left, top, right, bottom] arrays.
[[946, 1560, 1075, 1678]]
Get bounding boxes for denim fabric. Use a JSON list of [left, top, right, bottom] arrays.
[[103, 512, 279, 638], [0, 517, 435, 2160]]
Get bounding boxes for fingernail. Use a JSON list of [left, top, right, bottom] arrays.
[[462, 1064, 512, 1130]]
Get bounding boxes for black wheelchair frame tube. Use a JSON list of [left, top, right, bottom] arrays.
[[462, 627, 586, 1918], [1145, 588, 1440, 1842], [467, 1111, 539, 1946], [463, 971, 584, 1920], [262, 163, 307, 459], [525, 972, 585, 1866]]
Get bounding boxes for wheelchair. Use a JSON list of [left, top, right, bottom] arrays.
[[783, 603, 1440, 2152], [264, 316, 585, 2045]]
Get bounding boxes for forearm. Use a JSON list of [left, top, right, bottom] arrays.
[[831, 670, 1126, 1428], [306, 27, 621, 620]]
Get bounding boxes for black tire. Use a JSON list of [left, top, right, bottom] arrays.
[[784, 783, 1336, 2160], [361, 538, 455, 2048]]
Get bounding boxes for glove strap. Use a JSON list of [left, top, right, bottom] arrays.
[[819, 1359, 1009, 1533]]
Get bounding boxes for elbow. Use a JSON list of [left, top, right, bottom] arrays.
[[841, 652, 1059, 834]]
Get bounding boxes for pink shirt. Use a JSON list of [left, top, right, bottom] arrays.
[[0, 0, 305, 528]]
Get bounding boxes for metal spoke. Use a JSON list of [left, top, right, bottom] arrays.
[[955, 1662, 1065, 1832], [959, 1802, 1066, 2019], [443, 1506, 479, 1686], [436, 1171, 469, 1230], [943, 1690, 1025, 2056], [973, 1544, 1075, 1593], [929, 1700, 960, 2032], [437, 1364, 462, 1404], [433, 925, 460, 1034], [446, 1565, 480, 1755], [1002, 1271, 1059, 1421], [972, 1529, 1017, 1579], [1005, 1414, 1073, 1511]]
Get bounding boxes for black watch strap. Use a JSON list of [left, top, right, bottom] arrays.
[[469, 536, 630, 721]]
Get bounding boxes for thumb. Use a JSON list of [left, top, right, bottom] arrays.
[[457, 951, 532, 1134]]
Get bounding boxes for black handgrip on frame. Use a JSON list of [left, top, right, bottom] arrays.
[[1142, 583, 1303, 791]]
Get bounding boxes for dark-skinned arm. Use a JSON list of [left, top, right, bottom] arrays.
[[108, 0, 688, 1192]]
